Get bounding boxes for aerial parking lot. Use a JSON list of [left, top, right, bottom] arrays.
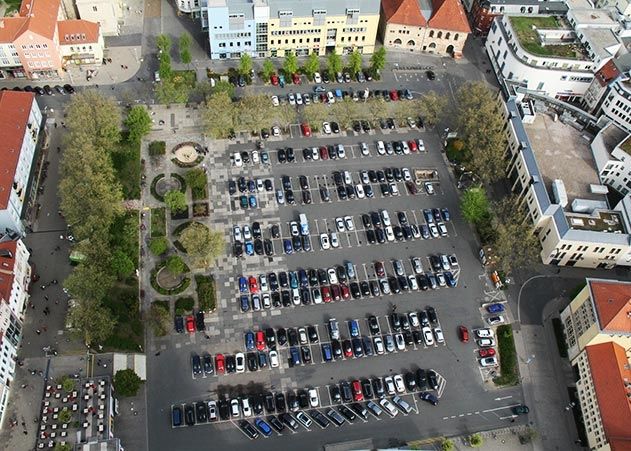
[[147, 87, 527, 451]]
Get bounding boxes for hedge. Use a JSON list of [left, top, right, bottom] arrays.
[[150, 174, 166, 202], [195, 275, 216, 311], [493, 324, 519, 386], [171, 173, 187, 193], [150, 263, 191, 295], [148, 141, 166, 156], [175, 296, 195, 314], [150, 207, 166, 237], [171, 155, 203, 168]]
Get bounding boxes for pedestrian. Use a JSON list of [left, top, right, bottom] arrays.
[[44, 296, 49, 301], [54, 300, 59, 305], [23, 430, 27, 435], [36, 329, 41, 335], [41, 285, 46, 290], [155, 351, 160, 356]]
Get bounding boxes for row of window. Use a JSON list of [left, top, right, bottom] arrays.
[[215, 32, 252, 40], [393, 29, 460, 41], [23, 52, 51, 59], [26, 61, 53, 68], [21, 44, 48, 50]]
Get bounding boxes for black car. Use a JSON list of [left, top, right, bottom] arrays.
[[318, 268, 328, 285], [254, 239, 264, 255], [387, 117, 396, 129], [218, 399, 230, 420], [390, 313, 402, 331], [404, 372, 417, 391], [271, 224, 280, 238], [196, 401, 208, 423], [271, 291, 281, 307], [252, 395, 264, 415], [228, 180, 237, 195], [286, 391, 299, 411], [388, 276, 400, 294], [346, 184, 356, 199], [352, 337, 363, 357], [261, 128, 270, 139], [43, 85, 54, 95], [174, 315, 184, 333], [366, 229, 376, 244], [281, 290, 291, 307], [368, 315, 380, 335], [350, 282, 361, 299], [279, 271, 289, 288], [370, 280, 380, 296], [277, 148, 286, 163], [307, 325, 319, 343], [63, 84, 75, 94], [288, 328, 299, 346], [320, 185, 330, 202], [361, 379, 374, 399], [202, 353, 214, 375], [339, 405, 356, 422], [352, 121, 362, 132], [426, 70, 436, 80], [241, 151, 250, 164], [331, 122, 340, 133], [428, 370, 439, 390], [298, 390, 309, 409], [340, 381, 353, 402], [265, 328, 276, 349], [300, 288, 311, 305], [360, 281, 371, 297], [331, 339, 343, 359], [337, 185, 347, 200], [362, 336, 374, 356], [285, 189, 295, 205], [361, 120, 370, 132], [292, 235, 302, 252], [416, 369, 428, 390], [393, 167, 403, 181], [301, 346, 312, 363], [184, 404, 195, 426], [286, 147, 295, 162], [225, 355, 236, 373], [372, 378, 385, 397], [268, 415, 285, 432], [308, 269, 319, 286], [247, 352, 258, 371], [393, 226, 404, 241], [413, 330, 423, 344], [302, 189, 312, 204], [191, 354, 202, 375], [275, 392, 286, 412], [238, 177, 247, 192], [329, 385, 341, 403], [427, 306, 438, 324]]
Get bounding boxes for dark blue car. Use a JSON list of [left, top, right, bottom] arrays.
[[255, 418, 273, 437], [283, 239, 293, 255], [487, 303, 505, 313], [245, 331, 255, 351], [240, 295, 250, 312], [249, 195, 258, 208], [441, 208, 451, 221], [444, 271, 456, 288], [239, 276, 248, 292]]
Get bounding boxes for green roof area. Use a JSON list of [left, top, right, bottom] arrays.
[[620, 136, 631, 155], [509, 16, 581, 59]]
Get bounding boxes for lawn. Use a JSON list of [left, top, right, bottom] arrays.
[[112, 133, 141, 200], [195, 275, 216, 311], [494, 324, 519, 386], [1, 0, 21, 14], [509, 16, 579, 59], [151, 207, 166, 237], [172, 70, 197, 91]]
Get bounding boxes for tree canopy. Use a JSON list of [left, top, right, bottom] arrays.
[[202, 91, 235, 138], [460, 187, 490, 225], [180, 223, 225, 268], [283, 51, 299, 76], [179, 33, 192, 65], [261, 59, 276, 81], [303, 53, 320, 79], [327, 50, 342, 78], [238, 53, 253, 76], [369, 47, 386, 75], [164, 190, 187, 213], [113, 369, 143, 397], [347, 50, 362, 75], [124, 105, 152, 143]]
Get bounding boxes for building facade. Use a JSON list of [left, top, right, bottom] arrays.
[[0, 0, 103, 80], [204, 0, 380, 59], [0, 237, 31, 426], [591, 122, 631, 196], [75, 0, 123, 36], [469, 0, 567, 35], [379, 0, 470, 58], [0, 91, 41, 236]]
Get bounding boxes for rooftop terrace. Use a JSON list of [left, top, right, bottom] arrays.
[[509, 16, 586, 60], [566, 210, 626, 233]]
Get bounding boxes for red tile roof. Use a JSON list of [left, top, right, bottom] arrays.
[[0, 17, 28, 43], [0, 240, 17, 302], [58, 20, 100, 45], [589, 279, 631, 333], [0, 91, 35, 210], [0, 0, 60, 43], [428, 0, 471, 33], [585, 342, 631, 448], [595, 59, 620, 87], [382, 0, 427, 27]]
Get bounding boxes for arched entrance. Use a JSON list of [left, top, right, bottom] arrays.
[[393, 38, 402, 45], [446, 44, 454, 55], [407, 40, 415, 46]]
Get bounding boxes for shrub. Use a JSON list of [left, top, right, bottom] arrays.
[[149, 237, 169, 255], [149, 301, 171, 337], [175, 296, 195, 314], [469, 433, 483, 448], [150, 208, 166, 237], [166, 255, 187, 275], [493, 324, 519, 386], [150, 263, 191, 295], [148, 141, 166, 156], [60, 376, 76, 393], [195, 275, 216, 311]]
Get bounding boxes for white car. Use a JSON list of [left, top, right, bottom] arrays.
[[344, 216, 354, 231], [376, 141, 386, 155], [402, 168, 412, 181], [425, 182, 435, 195], [296, 93, 303, 105], [337, 145, 346, 159], [259, 274, 269, 292], [417, 139, 426, 151], [276, 189, 285, 205], [256, 179, 264, 192], [262, 293, 271, 309], [320, 233, 331, 250], [288, 93, 296, 105], [242, 225, 252, 241], [290, 221, 300, 236], [326, 91, 335, 103], [477, 338, 496, 347], [395, 333, 405, 351], [408, 275, 419, 291], [440, 253, 453, 270], [330, 232, 340, 248], [233, 152, 243, 167], [311, 147, 320, 160], [434, 327, 445, 344], [314, 72, 322, 83], [235, 353, 245, 373], [393, 374, 406, 393], [298, 327, 308, 344], [360, 142, 369, 156], [241, 398, 252, 417], [429, 223, 439, 238], [411, 257, 423, 274], [385, 226, 395, 242], [438, 222, 448, 237], [312, 288, 322, 304], [269, 350, 280, 368], [381, 210, 391, 226], [308, 388, 319, 407], [271, 95, 279, 106], [384, 376, 396, 395], [230, 399, 240, 417], [390, 183, 399, 196], [335, 217, 346, 233], [292, 288, 300, 305], [480, 357, 498, 367], [327, 268, 338, 284], [355, 184, 365, 198], [272, 125, 281, 136], [475, 328, 494, 338], [343, 171, 352, 185], [251, 150, 260, 164], [322, 122, 332, 134], [233, 225, 242, 242], [401, 141, 410, 154], [422, 327, 435, 346], [407, 117, 416, 128], [379, 398, 399, 417], [488, 315, 505, 326], [374, 336, 385, 354], [408, 312, 420, 328]]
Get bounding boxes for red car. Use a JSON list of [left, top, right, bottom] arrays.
[[479, 347, 496, 357], [301, 122, 311, 137], [215, 354, 225, 374], [408, 140, 418, 152], [270, 74, 279, 86], [319, 146, 329, 160], [331, 284, 341, 301], [352, 380, 364, 401], [248, 276, 259, 293], [340, 284, 350, 300], [458, 325, 469, 343], [255, 331, 266, 351], [343, 340, 353, 358], [374, 261, 386, 278], [292, 73, 301, 85], [321, 286, 332, 303], [389, 90, 399, 101], [186, 315, 195, 332]]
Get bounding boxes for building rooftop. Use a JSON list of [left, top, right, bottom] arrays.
[[620, 135, 631, 155], [381, 0, 470, 32], [508, 16, 586, 60], [585, 341, 631, 447], [588, 278, 631, 332]]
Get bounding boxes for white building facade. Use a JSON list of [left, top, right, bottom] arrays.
[[75, 0, 123, 36], [0, 91, 41, 236]]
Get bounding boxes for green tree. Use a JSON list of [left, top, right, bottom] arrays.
[[302, 103, 329, 131], [113, 369, 143, 397], [417, 91, 447, 127], [110, 249, 135, 279], [166, 255, 186, 275], [331, 97, 359, 130], [149, 237, 169, 255], [156, 34, 172, 54], [179, 33, 192, 65], [124, 105, 152, 143], [58, 407, 72, 424], [238, 53, 253, 76], [261, 59, 276, 81], [441, 438, 454, 451], [68, 299, 116, 346], [456, 81, 506, 183], [388, 98, 417, 125], [64, 90, 121, 152], [283, 50, 299, 77], [492, 196, 540, 274], [64, 260, 116, 302], [158, 52, 172, 81], [327, 49, 342, 79], [149, 303, 171, 337], [366, 97, 388, 122], [347, 50, 362, 75], [202, 91, 235, 138], [164, 190, 187, 213], [303, 53, 320, 80], [369, 46, 386, 76], [180, 223, 225, 268], [54, 443, 72, 451], [155, 77, 190, 104], [185, 168, 206, 192], [272, 104, 298, 131], [211, 80, 235, 98], [460, 187, 490, 224], [237, 94, 274, 132], [469, 433, 483, 448]]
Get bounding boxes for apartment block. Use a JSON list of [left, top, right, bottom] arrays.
[[75, 0, 123, 36], [469, 0, 566, 36], [501, 93, 631, 268], [378, 0, 470, 58], [486, 6, 623, 101], [0, 91, 42, 236], [591, 122, 631, 196], [0, 237, 31, 426], [0, 0, 103, 80], [203, 0, 380, 59]]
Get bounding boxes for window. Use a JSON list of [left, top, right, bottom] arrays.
[[445, 32, 450, 39], [279, 10, 293, 27], [313, 9, 326, 26], [437, 31, 442, 39], [93, 5, 97, 11], [454, 33, 459, 41], [346, 8, 359, 25], [429, 30, 434, 38]]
